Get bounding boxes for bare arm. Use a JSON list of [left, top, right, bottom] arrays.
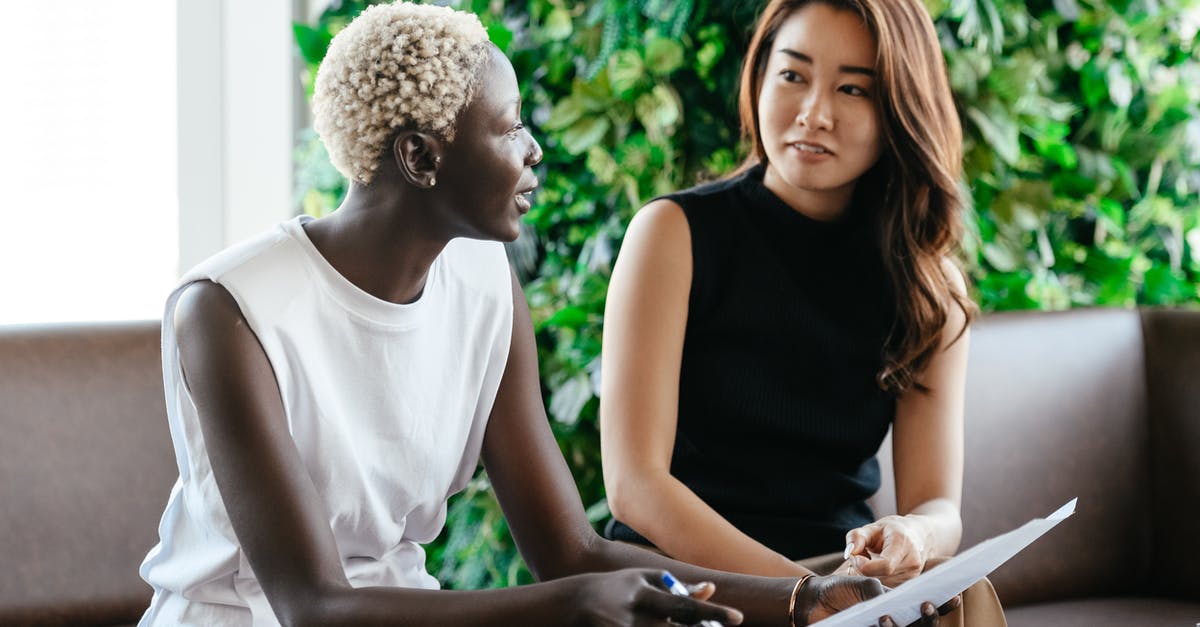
[[597, 201, 808, 578], [846, 261, 969, 585], [484, 267, 898, 626], [174, 280, 729, 627]]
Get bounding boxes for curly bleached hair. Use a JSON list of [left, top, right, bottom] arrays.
[[312, 2, 490, 185]]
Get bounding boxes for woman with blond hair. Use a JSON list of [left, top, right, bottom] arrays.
[[601, 0, 1005, 624], [136, 2, 954, 625]]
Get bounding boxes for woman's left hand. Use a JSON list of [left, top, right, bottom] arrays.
[[841, 515, 933, 587]]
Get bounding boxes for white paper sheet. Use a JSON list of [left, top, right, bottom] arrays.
[[809, 498, 1077, 627]]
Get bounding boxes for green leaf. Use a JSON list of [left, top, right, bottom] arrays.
[[982, 241, 1021, 272], [1035, 139, 1079, 170], [292, 23, 332, 67], [544, 7, 573, 41], [1095, 198, 1126, 237], [635, 85, 682, 140], [543, 96, 586, 131], [1142, 263, 1193, 304], [966, 104, 1019, 165], [608, 49, 646, 97], [1053, 0, 1081, 21], [560, 115, 612, 155], [487, 22, 513, 53], [644, 36, 684, 76], [541, 305, 589, 330], [586, 145, 620, 185], [549, 374, 593, 426], [1106, 63, 1134, 109], [584, 498, 611, 524]]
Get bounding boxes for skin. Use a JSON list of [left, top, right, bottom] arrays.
[[757, 3, 883, 222], [600, 1, 968, 596], [169, 44, 930, 627]]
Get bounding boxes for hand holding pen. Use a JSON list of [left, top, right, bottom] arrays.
[[661, 571, 726, 627]]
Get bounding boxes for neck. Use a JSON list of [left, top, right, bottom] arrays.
[[303, 182, 449, 305], [762, 163, 856, 222]]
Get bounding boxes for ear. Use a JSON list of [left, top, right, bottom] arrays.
[[392, 131, 444, 189]]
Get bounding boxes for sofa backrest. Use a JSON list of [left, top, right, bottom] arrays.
[[870, 308, 1159, 607], [1140, 308, 1200, 602], [0, 321, 170, 626]]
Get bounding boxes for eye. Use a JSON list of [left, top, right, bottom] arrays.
[[779, 69, 806, 84], [507, 120, 526, 138], [840, 84, 870, 97]]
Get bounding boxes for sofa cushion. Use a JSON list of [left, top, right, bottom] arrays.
[[1004, 597, 1200, 627], [870, 309, 1154, 606], [0, 321, 170, 626]]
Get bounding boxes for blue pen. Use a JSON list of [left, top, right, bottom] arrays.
[[661, 571, 725, 627]]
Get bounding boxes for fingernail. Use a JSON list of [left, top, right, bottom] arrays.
[[729, 609, 745, 624], [923, 603, 936, 617], [843, 542, 854, 560]]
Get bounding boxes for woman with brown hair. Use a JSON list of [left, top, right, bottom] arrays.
[[600, 0, 1004, 623]]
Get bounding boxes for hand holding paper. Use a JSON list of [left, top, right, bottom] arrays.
[[810, 499, 1078, 627]]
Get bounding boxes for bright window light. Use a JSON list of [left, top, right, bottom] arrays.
[[0, 1, 178, 325]]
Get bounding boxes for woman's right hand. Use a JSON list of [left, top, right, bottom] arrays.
[[795, 575, 960, 627], [571, 569, 743, 626]]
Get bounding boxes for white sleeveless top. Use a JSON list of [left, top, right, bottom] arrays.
[[139, 215, 513, 626]]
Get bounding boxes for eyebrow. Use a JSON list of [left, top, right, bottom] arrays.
[[777, 48, 874, 77]]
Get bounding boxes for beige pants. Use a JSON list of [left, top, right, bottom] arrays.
[[798, 553, 1008, 627]]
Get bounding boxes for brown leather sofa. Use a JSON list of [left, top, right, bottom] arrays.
[[3, 309, 1198, 625], [872, 307, 1200, 626], [0, 321, 170, 627]]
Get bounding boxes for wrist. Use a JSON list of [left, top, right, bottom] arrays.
[[788, 574, 815, 627], [901, 513, 936, 561], [564, 573, 593, 627]]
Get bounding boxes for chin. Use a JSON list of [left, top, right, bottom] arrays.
[[484, 222, 522, 243]]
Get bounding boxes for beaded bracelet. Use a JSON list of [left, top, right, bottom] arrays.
[[788, 574, 814, 627]]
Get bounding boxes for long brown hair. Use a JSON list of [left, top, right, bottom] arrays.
[[736, 0, 977, 394]]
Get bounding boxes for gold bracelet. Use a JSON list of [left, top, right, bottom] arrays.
[[788, 574, 813, 627]]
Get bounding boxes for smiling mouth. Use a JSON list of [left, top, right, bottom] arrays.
[[515, 189, 534, 212], [789, 142, 833, 155]]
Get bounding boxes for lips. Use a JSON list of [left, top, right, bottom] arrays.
[[514, 181, 537, 213], [515, 191, 533, 212], [787, 140, 834, 155]]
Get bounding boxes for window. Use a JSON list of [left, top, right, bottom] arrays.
[[0, 1, 178, 325]]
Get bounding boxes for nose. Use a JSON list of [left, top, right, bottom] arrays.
[[526, 133, 543, 167], [796, 89, 833, 131]]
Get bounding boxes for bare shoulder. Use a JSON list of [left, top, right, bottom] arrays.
[[623, 198, 690, 254], [939, 258, 969, 299], [174, 280, 249, 339], [171, 281, 269, 377], [619, 196, 696, 261], [938, 258, 972, 342]]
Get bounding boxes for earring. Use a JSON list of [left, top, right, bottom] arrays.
[[429, 177, 437, 187]]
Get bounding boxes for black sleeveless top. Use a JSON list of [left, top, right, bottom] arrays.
[[606, 164, 897, 559]]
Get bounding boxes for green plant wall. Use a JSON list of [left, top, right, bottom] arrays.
[[293, 0, 1200, 589]]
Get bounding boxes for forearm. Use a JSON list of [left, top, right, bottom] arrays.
[[612, 472, 808, 577], [271, 576, 584, 627], [903, 498, 962, 558], [580, 537, 799, 627]]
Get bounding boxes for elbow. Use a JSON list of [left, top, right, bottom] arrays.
[[529, 524, 609, 582], [604, 472, 641, 524], [605, 469, 664, 533], [269, 581, 353, 627]]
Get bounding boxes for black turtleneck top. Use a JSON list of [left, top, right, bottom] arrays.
[[607, 164, 897, 559]]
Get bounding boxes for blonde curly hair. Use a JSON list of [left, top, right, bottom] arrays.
[[312, 2, 490, 185]]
